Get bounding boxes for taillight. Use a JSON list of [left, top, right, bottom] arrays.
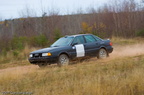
[[109, 42, 113, 46]]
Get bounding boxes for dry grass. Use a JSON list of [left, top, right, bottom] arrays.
[[111, 37, 144, 45], [0, 55, 144, 95], [0, 45, 39, 69]]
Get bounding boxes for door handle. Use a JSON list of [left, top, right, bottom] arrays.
[[96, 43, 99, 45]]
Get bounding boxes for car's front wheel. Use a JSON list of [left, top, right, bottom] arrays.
[[97, 48, 108, 59], [57, 54, 69, 66], [38, 63, 48, 68]]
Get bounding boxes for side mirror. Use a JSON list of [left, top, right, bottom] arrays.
[[72, 43, 78, 46]]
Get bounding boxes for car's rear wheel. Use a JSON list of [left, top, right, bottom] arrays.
[[57, 54, 69, 66], [38, 63, 48, 68], [97, 48, 108, 59]]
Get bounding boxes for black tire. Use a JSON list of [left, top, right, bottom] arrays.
[[57, 54, 69, 66], [38, 63, 48, 68], [97, 48, 108, 59]]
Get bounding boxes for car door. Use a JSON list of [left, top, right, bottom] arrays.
[[84, 35, 100, 56], [70, 36, 86, 58]]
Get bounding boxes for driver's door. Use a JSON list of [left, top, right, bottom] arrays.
[[70, 36, 86, 58]]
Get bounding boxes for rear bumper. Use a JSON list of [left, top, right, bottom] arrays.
[[107, 46, 113, 53], [29, 56, 58, 64]]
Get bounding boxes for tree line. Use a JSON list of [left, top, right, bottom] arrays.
[[0, 0, 144, 53]]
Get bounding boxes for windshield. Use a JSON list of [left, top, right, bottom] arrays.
[[51, 36, 74, 47]]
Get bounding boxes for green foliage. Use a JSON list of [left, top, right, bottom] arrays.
[[0, 40, 11, 54], [11, 36, 27, 51], [0, 49, 7, 57], [13, 50, 19, 57], [54, 29, 62, 41], [136, 30, 144, 37], [29, 34, 49, 47], [0, 34, 49, 56]]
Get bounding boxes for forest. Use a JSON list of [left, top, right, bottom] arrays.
[[0, 0, 144, 53]]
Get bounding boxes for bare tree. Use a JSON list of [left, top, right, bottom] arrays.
[[19, 5, 37, 18]]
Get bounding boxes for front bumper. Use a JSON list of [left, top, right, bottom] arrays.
[[29, 56, 58, 64]]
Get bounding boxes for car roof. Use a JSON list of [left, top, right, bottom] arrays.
[[65, 34, 92, 37]]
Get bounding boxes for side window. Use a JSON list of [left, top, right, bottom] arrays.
[[84, 35, 96, 43], [92, 35, 102, 41], [72, 36, 85, 45]]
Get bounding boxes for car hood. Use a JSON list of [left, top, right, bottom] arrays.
[[31, 47, 59, 54]]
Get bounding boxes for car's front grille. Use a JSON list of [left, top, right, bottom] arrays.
[[33, 53, 42, 58]]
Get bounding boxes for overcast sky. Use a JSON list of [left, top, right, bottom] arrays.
[[0, 0, 142, 20], [0, 0, 111, 20]]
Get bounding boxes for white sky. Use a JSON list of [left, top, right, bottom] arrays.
[[0, 0, 110, 20], [0, 0, 142, 20]]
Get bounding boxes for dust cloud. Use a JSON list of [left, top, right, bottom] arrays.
[[111, 43, 144, 58]]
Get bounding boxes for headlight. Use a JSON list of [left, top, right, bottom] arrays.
[[29, 54, 33, 58], [42, 53, 52, 56]]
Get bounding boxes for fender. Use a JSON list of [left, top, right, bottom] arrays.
[[58, 51, 70, 58], [99, 46, 107, 51]]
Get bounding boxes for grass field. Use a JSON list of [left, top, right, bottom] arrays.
[[0, 37, 144, 95], [0, 55, 144, 95]]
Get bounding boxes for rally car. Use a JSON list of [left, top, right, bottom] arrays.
[[29, 34, 113, 67]]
